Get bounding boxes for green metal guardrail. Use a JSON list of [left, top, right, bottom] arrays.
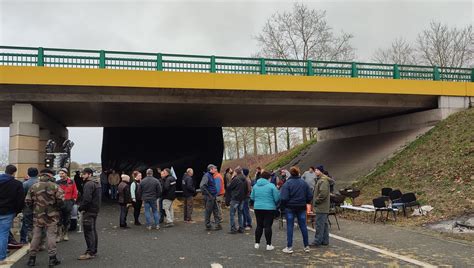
[[0, 46, 472, 82]]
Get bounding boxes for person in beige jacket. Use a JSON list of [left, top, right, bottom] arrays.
[[108, 170, 120, 200], [311, 167, 330, 247]]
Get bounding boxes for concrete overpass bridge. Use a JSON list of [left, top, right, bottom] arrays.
[[0, 46, 472, 178]]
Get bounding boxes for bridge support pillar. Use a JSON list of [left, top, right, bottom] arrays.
[[8, 104, 68, 178]]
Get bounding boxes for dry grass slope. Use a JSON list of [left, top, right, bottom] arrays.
[[354, 108, 474, 224]]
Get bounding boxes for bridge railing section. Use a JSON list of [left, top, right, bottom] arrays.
[[0, 46, 472, 82]]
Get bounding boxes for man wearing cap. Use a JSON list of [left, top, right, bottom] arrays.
[[56, 168, 78, 242], [25, 168, 63, 267], [200, 164, 222, 231], [310, 167, 331, 247], [78, 168, 101, 260]]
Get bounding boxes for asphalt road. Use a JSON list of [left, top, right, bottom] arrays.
[[11, 201, 473, 267]]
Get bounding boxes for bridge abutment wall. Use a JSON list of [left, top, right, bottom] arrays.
[[317, 96, 470, 142], [8, 103, 68, 178]]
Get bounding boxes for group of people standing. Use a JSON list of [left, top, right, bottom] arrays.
[[0, 164, 101, 267], [115, 168, 179, 230], [202, 163, 334, 254], [0, 162, 334, 266]]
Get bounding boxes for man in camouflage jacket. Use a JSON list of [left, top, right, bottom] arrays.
[[25, 169, 64, 267]]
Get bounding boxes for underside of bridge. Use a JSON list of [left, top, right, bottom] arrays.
[[0, 66, 471, 180], [0, 84, 443, 179]]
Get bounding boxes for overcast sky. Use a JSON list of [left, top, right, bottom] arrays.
[[0, 0, 472, 163]]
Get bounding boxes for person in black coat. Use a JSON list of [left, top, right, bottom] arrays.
[[161, 169, 176, 227], [117, 175, 132, 228], [182, 168, 196, 223]]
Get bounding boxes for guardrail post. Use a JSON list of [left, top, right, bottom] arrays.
[[210, 56, 216, 73], [37, 47, 44, 67], [351, 62, 358, 78], [260, 58, 266, 74], [156, 53, 163, 71], [433, 66, 440, 81], [99, 50, 106, 69], [307, 60, 314, 76], [393, 64, 400, 79]]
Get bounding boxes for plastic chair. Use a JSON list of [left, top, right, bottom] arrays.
[[381, 187, 393, 197], [372, 197, 397, 223], [400, 192, 421, 217]]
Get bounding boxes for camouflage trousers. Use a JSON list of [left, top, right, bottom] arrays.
[[30, 224, 57, 257]]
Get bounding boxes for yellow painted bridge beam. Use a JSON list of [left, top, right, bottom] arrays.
[[1, 66, 473, 96]]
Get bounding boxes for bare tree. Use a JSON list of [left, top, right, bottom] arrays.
[[0, 149, 8, 170], [262, 127, 273, 154], [256, 3, 355, 63], [302, 127, 308, 143], [372, 37, 417, 65], [273, 127, 278, 154], [417, 22, 473, 67], [374, 22, 473, 68], [252, 127, 258, 156]]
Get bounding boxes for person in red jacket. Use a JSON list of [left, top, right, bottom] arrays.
[[56, 168, 78, 242]]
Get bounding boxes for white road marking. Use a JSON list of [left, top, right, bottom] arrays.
[[250, 208, 436, 267], [0, 244, 30, 268], [308, 226, 436, 268], [210, 262, 223, 268]]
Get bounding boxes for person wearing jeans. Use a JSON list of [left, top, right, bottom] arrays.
[[242, 169, 253, 230], [250, 171, 280, 251], [226, 167, 245, 233], [279, 166, 313, 254], [140, 169, 162, 230], [229, 200, 243, 233], [285, 208, 309, 250], [0, 214, 15, 262], [108, 170, 120, 200], [0, 165, 24, 264], [144, 200, 160, 229]]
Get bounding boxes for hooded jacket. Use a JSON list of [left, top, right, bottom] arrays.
[[0, 173, 24, 215], [250, 178, 280, 210]]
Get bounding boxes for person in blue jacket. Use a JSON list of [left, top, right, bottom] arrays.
[[279, 166, 313, 254], [250, 171, 280, 251]]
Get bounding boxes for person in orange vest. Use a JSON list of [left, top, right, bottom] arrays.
[[214, 171, 225, 212]]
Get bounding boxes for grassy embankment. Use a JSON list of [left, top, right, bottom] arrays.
[[353, 108, 474, 225]]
